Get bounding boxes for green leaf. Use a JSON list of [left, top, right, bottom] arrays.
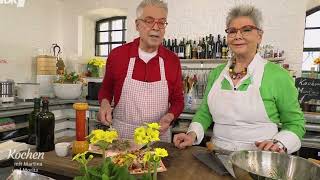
[[73, 176, 87, 180], [102, 174, 110, 180], [88, 166, 102, 178], [139, 174, 152, 180], [79, 166, 86, 174], [102, 158, 111, 175]]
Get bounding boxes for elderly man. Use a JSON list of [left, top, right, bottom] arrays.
[[98, 0, 184, 142]]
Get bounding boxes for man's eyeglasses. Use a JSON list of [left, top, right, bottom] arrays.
[[225, 25, 263, 38], [137, 17, 168, 29]]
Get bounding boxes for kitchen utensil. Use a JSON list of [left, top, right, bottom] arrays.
[[204, 141, 236, 177], [36, 55, 56, 75], [0, 80, 15, 103], [230, 150, 320, 180], [193, 150, 230, 176], [206, 141, 233, 155], [16, 83, 40, 100], [52, 43, 61, 57]]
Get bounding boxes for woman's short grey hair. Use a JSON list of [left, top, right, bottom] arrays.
[[226, 5, 263, 29], [136, 0, 168, 18]]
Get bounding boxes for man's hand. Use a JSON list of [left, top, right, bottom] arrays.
[[159, 113, 174, 134], [98, 99, 112, 125], [255, 140, 286, 153], [173, 132, 196, 149]]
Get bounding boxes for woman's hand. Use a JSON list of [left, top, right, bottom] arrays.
[[255, 140, 286, 153], [173, 132, 196, 149]]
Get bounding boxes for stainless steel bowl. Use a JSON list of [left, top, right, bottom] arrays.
[[230, 150, 320, 180]]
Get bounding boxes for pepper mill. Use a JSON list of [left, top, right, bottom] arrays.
[[72, 103, 89, 155]]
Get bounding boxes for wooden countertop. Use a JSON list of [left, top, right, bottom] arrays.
[[15, 138, 233, 180]]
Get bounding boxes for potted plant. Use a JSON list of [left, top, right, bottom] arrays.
[[53, 71, 85, 99], [72, 123, 169, 180], [86, 57, 106, 78]]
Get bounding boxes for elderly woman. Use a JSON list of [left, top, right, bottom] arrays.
[[173, 5, 305, 154]]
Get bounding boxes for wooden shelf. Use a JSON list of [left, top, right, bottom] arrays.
[[180, 57, 285, 64], [180, 59, 228, 64]]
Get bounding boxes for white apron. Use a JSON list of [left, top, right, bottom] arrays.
[[207, 56, 278, 151], [112, 57, 171, 142]]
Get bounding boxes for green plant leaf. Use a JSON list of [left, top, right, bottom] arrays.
[[102, 174, 110, 180], [102, 157, 111, 175], [88, 166, 102, 178], [139, 173, 152, 180], [73, 176, 87, 180], [79, 166, 86, 174]]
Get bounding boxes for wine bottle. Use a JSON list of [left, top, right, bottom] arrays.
[[173, 39, 179, 56], [167, 39, 171, 51], [36, 98, 55, 152], [178, 40, 185, 59], [185, 40, 191, 59], [211, 36, 216, 58], [201, 38, 206, 59], [215, 34, 222, 59], [162, 39, 167, 48], [208, 34, 213, 59], [192, 41, 198, 59], [222, 36, 228, 59], [197, 39, 202, 59], [27, 98, 41, 145]]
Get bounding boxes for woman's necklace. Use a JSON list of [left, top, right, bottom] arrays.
[[229, 60, 248, 80]]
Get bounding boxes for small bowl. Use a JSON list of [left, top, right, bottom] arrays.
[[55, 142, 71, 157]]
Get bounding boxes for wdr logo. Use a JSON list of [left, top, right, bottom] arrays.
[[0, 0, 26, 8]]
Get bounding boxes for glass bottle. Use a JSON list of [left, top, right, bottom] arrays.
[[36, 98, 55, 152], [27, 98, 41, 145]]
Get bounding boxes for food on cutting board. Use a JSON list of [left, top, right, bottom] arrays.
[[112, 149, 166, 174], [89, 139, 143, 157]]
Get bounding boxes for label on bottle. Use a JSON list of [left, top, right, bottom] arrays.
[[185, 45, 191, 58]]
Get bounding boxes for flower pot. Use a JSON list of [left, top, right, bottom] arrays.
[[53, 83, 82, 99]]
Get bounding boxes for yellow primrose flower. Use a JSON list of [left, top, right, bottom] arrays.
[[143, 151, 152, 163], [104, 130, 118, 143], [134, 133, 149, 145], [135, 127, 146, 136], [153, 155, 161, 162], [146, 127, 160, 142], [154, 148, 168, 158], [147, 123, 160, 130], [72, 151, 88, 161], [89, 129, 118, 144], [90, 137, 99, 144]]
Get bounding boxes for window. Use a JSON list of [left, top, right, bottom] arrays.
[[303, 6, 320, 71], [95, 16, 126, 57]]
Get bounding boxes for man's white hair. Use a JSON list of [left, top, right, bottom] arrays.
[[136, 0, 168, 18]]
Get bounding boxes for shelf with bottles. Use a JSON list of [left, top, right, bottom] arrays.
[[163, 35, 286, 64], [163, 34, 229, 60]]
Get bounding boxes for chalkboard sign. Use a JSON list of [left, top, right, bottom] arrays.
[[295, 77, 320, 103]]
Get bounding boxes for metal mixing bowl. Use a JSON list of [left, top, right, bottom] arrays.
[[230, 150, 320, 180]]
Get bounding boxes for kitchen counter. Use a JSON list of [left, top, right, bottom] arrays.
[[14, 138, 233, 180], [0, 99, 101, 112]]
